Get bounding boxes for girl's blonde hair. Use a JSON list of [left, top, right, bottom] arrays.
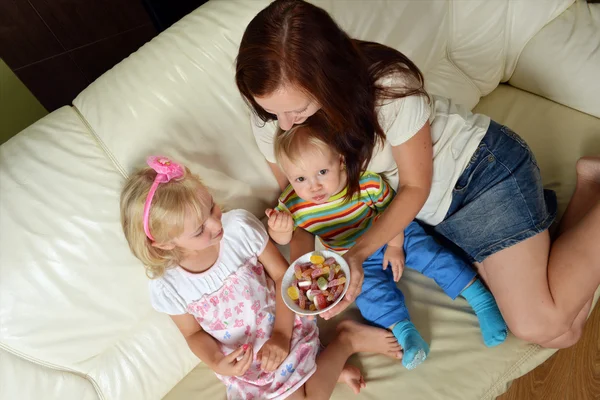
[[120, 166, 210, 279]]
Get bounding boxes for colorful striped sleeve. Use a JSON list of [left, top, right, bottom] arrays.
[[361, 172, 395, 214], [274, 185, 300, 229], [275, 184, 294, 213]]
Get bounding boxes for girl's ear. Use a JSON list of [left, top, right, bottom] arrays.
[[151, 241, 176, 251], [340, 155, 346, 170]]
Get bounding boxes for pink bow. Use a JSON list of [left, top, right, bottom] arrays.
[[143, 156, 185, 241]]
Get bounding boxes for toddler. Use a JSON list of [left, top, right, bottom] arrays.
[[267, 119, 508, 370]]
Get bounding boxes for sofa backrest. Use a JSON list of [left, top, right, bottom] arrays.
[[73, 0, 574, 208]]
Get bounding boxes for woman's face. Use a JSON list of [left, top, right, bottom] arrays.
[[254, 85, 321, 130]]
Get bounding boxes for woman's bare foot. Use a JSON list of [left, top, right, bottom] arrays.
[[337, 320, 403, 359], [338, 364, 365, 394], [576, 156, 600, 184]]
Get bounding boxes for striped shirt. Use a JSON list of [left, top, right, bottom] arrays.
[[276, 171, 394, 253]]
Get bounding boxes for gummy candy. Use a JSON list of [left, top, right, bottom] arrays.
[[311, 266, 329, 279], [314, 294, 328, 310], [327, 277, 346, 288], [317, 277, 329, 291], [297, 280, 311, 288], [294, 264, 303, 279], [310, 255, 325, 265], [323, 257, 336, 266], [287, 286, 299, 301], [287, 253, 346, 312]]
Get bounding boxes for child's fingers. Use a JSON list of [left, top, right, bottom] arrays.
[[274, 212, 283, 227], [266, 349, 278, 372], [260, 346, 271, 371], [224, 346, 246, 363], [397, 266, 404, 281], [382, 257, 389, 270], [265, 208, 275, 218], [393, 262, 400, 282], [237, 346, 253, 375], [283, 214, 292, 230]]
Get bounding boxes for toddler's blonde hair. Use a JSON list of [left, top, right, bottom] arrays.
[[274, 122, 335, 168], [120, 166, 210, 278]]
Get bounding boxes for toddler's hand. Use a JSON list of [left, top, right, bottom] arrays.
[[383, 244, 405, 282], [265, 208, 293, 234], [213, 344, 253, 377], [256, 332, 290, 372]]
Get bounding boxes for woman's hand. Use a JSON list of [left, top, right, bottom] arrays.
[[212, 344, 254, 377], [320, 251, 365, 320], [257, 331, 290, 372]]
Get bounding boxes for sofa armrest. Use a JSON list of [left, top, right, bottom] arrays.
[[0, 348, 98, 400], [509, 1, 600, 118]]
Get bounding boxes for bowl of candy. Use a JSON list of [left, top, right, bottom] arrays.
[[282, 250, 350, 316]]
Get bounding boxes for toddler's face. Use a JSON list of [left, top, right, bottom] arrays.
[[172, 189, 223, 252], [280, 145, 346, 204]]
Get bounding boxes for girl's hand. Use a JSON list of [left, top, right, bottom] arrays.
[[320, 251, 365, 320], [257, 331, 290, 372], [265, 208, 293, 234], [212, 344, 254, 377], [383, 244, 405, 282]]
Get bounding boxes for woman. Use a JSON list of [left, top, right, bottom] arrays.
[[235, 0, 600, 348]]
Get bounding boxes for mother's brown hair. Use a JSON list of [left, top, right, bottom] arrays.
[[236, 0, 427, 198]]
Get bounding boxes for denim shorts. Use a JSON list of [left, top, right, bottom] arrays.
[[433, 120, 557, 263]]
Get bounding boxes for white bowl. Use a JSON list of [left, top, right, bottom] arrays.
[[281, 250, 350, 316]]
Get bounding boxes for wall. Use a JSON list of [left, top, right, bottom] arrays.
[[0, 0, 158, 112]]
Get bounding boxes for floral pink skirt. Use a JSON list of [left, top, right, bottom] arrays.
[[187, 258, 320, 399]]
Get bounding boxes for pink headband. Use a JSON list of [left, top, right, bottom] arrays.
[[143, 156, 185, 241]]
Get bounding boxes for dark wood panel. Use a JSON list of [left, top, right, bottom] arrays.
[[14, 53, 88, 111], [69, 23, 156, 83], [0, 0, 64, 69], [498, 302, 600, 400], [28, 0, 152, 50]]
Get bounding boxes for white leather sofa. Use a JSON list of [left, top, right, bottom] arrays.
[[1, 1, 599, 399]]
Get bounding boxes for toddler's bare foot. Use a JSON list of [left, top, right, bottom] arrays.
[[338, 364, 365, 394], [576, 156, 600, 184], [337, 320, 403, 359]]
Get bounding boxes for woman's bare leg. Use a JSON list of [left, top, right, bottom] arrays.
[[539, 298, 592, 348], [477, 157, 600, 347], [287, 320, 402, 400]]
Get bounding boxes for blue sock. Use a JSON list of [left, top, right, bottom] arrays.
[[392, 320, 429, 370], [460, 279, 508, 347]]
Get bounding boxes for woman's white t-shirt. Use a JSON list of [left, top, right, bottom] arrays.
[[251, 81, 491, 226]]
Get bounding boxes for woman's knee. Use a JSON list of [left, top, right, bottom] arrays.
[[539, 325, 584, 349], [505, 312, 572, 345]]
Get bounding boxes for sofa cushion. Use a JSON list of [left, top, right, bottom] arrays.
[[0, 107, 197, 399], [0, 348, 97, 400], [509, 1, 600, 118]]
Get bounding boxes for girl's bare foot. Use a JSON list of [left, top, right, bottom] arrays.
[[338, 364, 365, 394], [576, 156, 600, 184], [337, 320, 403, 359]]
